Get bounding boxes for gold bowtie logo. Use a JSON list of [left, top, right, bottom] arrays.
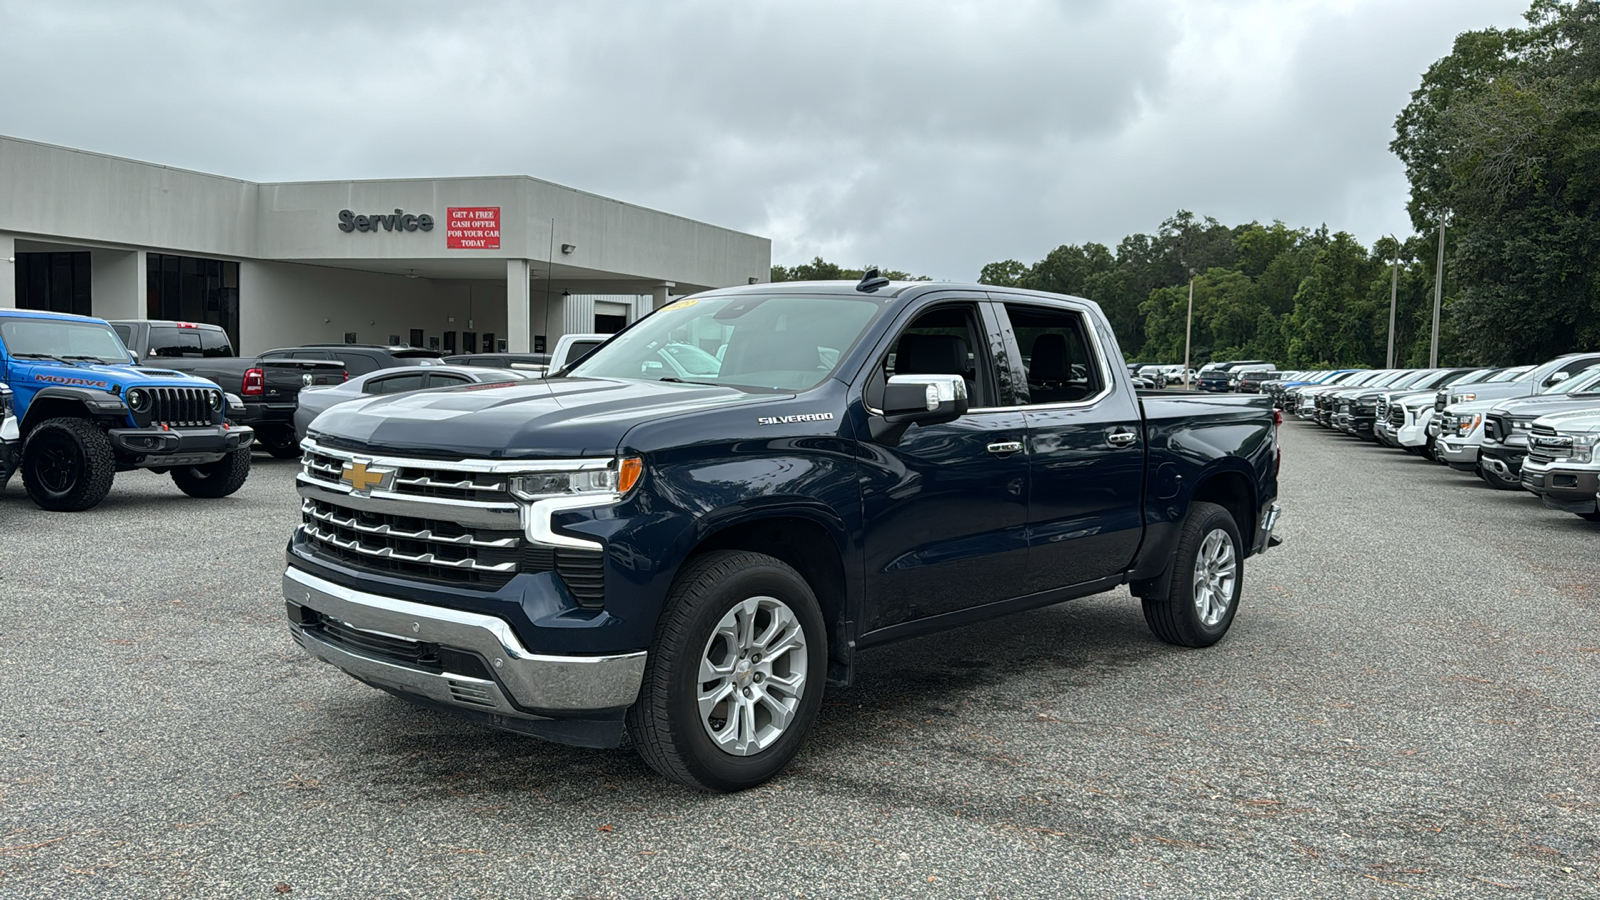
[[340, 461, 389, 493]]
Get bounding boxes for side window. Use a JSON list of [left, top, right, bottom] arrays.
[[427, 373, 471, 388], [866, 303, 993, 409], [338, 354, 380, 376], [112, 324, 133, 346], [365, 373, 427, 395], [199, 330, 233, 357], [1003, 303, 1106, 406]]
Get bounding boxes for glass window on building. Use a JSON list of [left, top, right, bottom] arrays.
[[146, 254, 240, 350], [15, 252, 92, 316]]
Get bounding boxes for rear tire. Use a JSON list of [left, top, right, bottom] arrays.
[[20, 417, 116, 512], [260, 426, 302, 459], [172, 449, 251, 498], [1142, 502, 1242, 648], [627, 550, 827, 792]]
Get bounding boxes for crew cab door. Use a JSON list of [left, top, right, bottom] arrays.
[[993, 300, 1145, 591], [856, 298, 1030, 631]]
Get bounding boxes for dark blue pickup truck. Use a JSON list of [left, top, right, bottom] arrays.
[[283, 278, 1283, 791]]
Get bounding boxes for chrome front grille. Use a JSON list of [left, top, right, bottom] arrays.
[[295, 439, 608, 605], [300, 446, 514, 503], [150, 387, 213, 427]]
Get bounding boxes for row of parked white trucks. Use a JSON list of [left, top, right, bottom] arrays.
[[1264, 352, 1600, 522]]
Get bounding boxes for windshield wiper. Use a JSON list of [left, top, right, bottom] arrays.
[[62, 355, 112, 363], [12, 352, 71, 364]]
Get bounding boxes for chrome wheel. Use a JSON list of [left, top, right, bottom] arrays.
[[1192, 528, 1237, 627], [697, 595, 808, 756]]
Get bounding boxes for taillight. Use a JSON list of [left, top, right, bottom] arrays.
[[342, 370, 349, 382], [1273, 409, 1283, 427], [242, 368, 265, 396]]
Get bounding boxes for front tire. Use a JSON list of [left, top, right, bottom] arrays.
[[20, 417, 116, 512], [171, 449, 251, 498], [1142, 501, 1243, 648], [627, 550, 827, 792]]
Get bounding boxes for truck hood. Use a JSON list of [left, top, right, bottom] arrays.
[[1443, 397, 1503, 415], [1440, 381, 1532, 405], [1492, 394, 1600, 419], [307, 375, 782, 459], [15, 359, 218, 390], [1532, 407, 1600, 434]]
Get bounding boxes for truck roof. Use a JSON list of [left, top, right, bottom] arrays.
[[0, 309, 111, 324]]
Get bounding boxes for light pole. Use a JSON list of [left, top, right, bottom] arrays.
[[1429, 214, 1447, 367], [1386, 237, 1400, 368], [1182, 270, 1195, 388]]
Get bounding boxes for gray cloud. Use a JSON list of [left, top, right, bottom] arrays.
[[0, 0, 1527, 278]]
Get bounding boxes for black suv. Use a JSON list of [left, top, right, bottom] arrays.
[[260, 344, 443, 376]]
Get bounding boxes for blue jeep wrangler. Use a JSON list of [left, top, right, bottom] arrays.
[[0, 309, 255, 511]]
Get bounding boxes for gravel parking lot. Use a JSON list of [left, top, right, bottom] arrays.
[[2, 423, 1598, 898]]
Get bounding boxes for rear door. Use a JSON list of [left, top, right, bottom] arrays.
[[857, 297, 1030, 630], [994, 299, 1145, 592]]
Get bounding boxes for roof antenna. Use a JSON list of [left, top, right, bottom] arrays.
[[856, 268, 890, 293]]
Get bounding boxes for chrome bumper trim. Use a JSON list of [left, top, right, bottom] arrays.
[[283, 568, 644, 713]]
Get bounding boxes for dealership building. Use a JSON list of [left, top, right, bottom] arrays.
[[0, 134, 770, 355]]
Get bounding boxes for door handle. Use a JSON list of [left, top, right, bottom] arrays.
[[1106, 428, 1138, 448], [986, 440, 1024, 456]]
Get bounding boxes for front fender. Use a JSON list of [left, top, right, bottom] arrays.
[[19, 386, 129, 433]]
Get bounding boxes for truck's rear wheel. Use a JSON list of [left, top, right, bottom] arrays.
[[259, 426, 302, 459], [1142, 501, 1242, 648], [627, 550, 827, 792], [21, 417, 116, 512], [172, 449, 251, 498]]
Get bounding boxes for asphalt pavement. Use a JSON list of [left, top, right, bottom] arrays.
[[1, 423, 1597, 898]]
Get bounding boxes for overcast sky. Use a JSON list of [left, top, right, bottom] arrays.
[[0, 0, 1528, 279]]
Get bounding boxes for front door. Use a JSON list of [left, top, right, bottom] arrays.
[[857, 299, 1030, 632], [996, 300, 1144, 592]]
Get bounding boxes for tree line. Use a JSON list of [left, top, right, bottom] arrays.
[[772, 0, 1599, 369]]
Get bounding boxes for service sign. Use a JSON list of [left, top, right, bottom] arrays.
[[446, 207, 501, 249]]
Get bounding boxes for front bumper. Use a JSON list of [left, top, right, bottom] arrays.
[[0, 414, 19, 485], [1437, 435, 1480, 471], [1519, 460, 1600, 512], [283, 567, 645, 747], [1478, 445, 1527, 482], [108, 424, 254, 467]]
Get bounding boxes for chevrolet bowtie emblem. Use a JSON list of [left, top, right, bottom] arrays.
[[340, 461, 390, 494]]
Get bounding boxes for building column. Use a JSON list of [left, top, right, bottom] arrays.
[[651, 281, 676, 310], [0, 233, 16, 309], [90, 248, 146, 321], [506, 259, 531, 352]]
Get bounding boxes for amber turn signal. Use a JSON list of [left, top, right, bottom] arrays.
[[618, 456, 643, 495]]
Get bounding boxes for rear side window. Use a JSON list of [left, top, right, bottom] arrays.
[[198, 330, 233, 357], [365, 373, 427, 394], [335, 353, 380, 376], [1003, 303, 1106, 405]]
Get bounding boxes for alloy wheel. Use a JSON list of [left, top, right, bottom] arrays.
[[1192, 529, 1237, 626], [697, 596, 809, 756]]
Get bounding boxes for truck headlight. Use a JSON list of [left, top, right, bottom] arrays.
[[209, 390, 224, 411], [127, 388, 148, 412], [509, 457, 642, 501], [1457, 414, 1481, 437], [1571, 434, 1597, 464], [0, 383, 12, 420], [1452, 392, 1477, 403]]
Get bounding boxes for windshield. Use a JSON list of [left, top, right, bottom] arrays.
[[570, 294, 884, 391], [1546, 366, 1600, 395], [1492, 366, 1534, 383], [0, 317, 132, 364], [1406, 370, 1453, 390]]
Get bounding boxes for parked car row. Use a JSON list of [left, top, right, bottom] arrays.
[[2, 309, 619, 512], [1264, 352, 1600, 522], [1127, 360, 1282, 391]]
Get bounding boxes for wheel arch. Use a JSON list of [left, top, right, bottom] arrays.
[[20, 389, 120, 437], [681, 507, 856, 686]]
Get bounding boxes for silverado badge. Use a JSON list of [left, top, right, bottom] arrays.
[[340, 461, 393, 494]]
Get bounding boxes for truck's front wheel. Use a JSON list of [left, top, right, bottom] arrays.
[[1142, 501, 1242, 648], [627, 550, 827, 792], [20, 417, 116, 512], [171, 449, 251, 498]]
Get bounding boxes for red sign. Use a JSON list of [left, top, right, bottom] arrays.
[[446, 207, 501, 249]]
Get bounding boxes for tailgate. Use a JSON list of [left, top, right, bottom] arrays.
[[257, 359, 346, 401]]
